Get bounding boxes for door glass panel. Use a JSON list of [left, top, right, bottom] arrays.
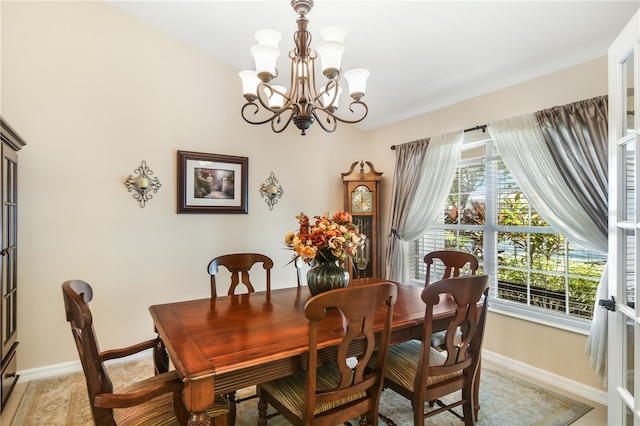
[[624, 229, 636, 308], [625, 51, 636, 134], [624, 316, 635, 396], [625, 403, 634, 425], [623, 139, 636, 221]]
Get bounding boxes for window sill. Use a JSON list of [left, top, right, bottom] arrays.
[[407, 279, 592, 335], [488, 300, 591, 336]]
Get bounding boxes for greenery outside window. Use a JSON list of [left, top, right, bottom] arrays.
[[411, 136, 605, 330]]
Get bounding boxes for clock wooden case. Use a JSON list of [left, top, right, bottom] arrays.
[[342, 160, 382, 279]]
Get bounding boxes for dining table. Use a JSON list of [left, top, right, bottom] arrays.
[[148, 277, 473, 425]]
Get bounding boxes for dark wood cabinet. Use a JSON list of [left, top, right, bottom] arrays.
[[0, 117, 25, 412]]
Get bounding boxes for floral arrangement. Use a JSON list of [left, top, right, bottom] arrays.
[[285, 210, 364, 264]]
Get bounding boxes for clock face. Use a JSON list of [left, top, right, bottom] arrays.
[[352, 186, 373, 213]]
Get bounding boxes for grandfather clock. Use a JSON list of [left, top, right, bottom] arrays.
[[342, 160, 383, 279]]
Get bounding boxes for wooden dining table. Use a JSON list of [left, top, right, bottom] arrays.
[[149, 278, 467, 425]]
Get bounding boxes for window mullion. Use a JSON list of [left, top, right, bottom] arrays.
[[485, 142, 498, 300]]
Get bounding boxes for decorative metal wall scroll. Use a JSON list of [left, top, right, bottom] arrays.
[[259, 172, 284, 210], [124, 160, 161, 208]]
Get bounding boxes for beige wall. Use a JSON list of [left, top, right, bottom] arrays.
[[2, 1, 367, 370], [2, 1, 604, 390]]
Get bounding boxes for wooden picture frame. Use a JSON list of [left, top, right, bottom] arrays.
[[177, 150, 248, 214]]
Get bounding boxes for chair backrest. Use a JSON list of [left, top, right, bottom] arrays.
[[424, 250, 479, 285], [207, 253, 273, 297], [302, 282, 397, 424], [419, 275, 489, 392], [62, 280, 116, 425]]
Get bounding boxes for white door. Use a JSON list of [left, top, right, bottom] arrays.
[[609, 10, 640, 425]]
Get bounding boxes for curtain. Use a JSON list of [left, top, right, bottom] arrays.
[[537, 96, 609, 385], [386, 132, 463, 282], [488, 95, 609, 384], [385, 139, 429, 281], [537, 96, 608, 239]]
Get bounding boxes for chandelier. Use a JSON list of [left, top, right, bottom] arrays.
[[239, 0, 370, 135]]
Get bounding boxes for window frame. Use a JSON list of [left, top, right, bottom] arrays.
[[410, 135, 602, 334]]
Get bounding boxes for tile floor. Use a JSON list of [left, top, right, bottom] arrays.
[[1, 373, 606, 425]]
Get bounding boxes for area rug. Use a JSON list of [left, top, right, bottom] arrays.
[[10, 357, 592, 425]]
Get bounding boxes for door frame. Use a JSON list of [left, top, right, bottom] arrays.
[[608, 9, 640, 425]]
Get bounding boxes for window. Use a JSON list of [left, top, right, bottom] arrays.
[[411, 135, 606, 330]]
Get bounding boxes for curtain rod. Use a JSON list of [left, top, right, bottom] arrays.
[[389, 124, 488, 150]]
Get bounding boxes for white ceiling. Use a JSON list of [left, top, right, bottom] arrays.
[[108, 1, 639, 131]]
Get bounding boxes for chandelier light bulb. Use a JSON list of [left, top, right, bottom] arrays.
[[320, 26, 347, 43], [317, 40, 345, 79], [239, 70, 261, 101], [344, 68, 370, 101], [254, 29, 282, 47], [250, 44, 280, 82]]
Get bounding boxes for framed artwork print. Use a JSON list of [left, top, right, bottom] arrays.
[[177, 150, 248, 214]]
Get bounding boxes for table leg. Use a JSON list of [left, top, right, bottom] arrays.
[[188, 412, 212, 426], [184, 376, 216, 426]]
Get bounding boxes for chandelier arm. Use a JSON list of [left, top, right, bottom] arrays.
[[312, 78, 339, 108], [312, 109, 338, 133], [241, 102, 287, 126], [241, 85, 299, 125], [328, 100, 369, 124], [256, 83, 294, 112], [241, 102, 271, 125], [270, 108, 296, 133], [288, 56, 300, 108], [307, 56, 321, 105]]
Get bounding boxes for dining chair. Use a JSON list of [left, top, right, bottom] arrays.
[[62, 280, 230, 426], [424, 250, 479, 286], [424, 250, 480, 349], [257, 282, 398, 425], [207, 253, 274, 424], [207, 253, 273, 297], [376, 275, 489, 426]]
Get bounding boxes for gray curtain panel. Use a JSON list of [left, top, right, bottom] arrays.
[[535, 95, 609, 384], [535, 95, 608, 238], [385, 138, 429, 280]]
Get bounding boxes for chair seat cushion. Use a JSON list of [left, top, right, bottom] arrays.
[[259, 363, 366, 419], [384, 340, 462, 392], [113, 371, 229, 425]]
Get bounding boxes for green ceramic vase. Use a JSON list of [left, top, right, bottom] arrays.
[[307, 259, 349, 296]]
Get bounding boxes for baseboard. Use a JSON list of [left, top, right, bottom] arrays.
[[482, 349, 607, 406], [17, 348, 607, 407], [16, 349, 153, 383]]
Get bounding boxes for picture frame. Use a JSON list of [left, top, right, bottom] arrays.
[[177, 150, 248, 214]]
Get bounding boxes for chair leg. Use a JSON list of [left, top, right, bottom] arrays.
[[213, 412, 229, 426], [257, 397, 268, 426], [413, 395, 425, 426], [172, 390, 189, 426], [473, 359, 481, 420], [462, 383, 475, 425], [462, 399, 475, 426], [223, 391, 237, 426]]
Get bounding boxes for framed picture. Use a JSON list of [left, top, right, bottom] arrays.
[[177, 150, 248, 214]]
